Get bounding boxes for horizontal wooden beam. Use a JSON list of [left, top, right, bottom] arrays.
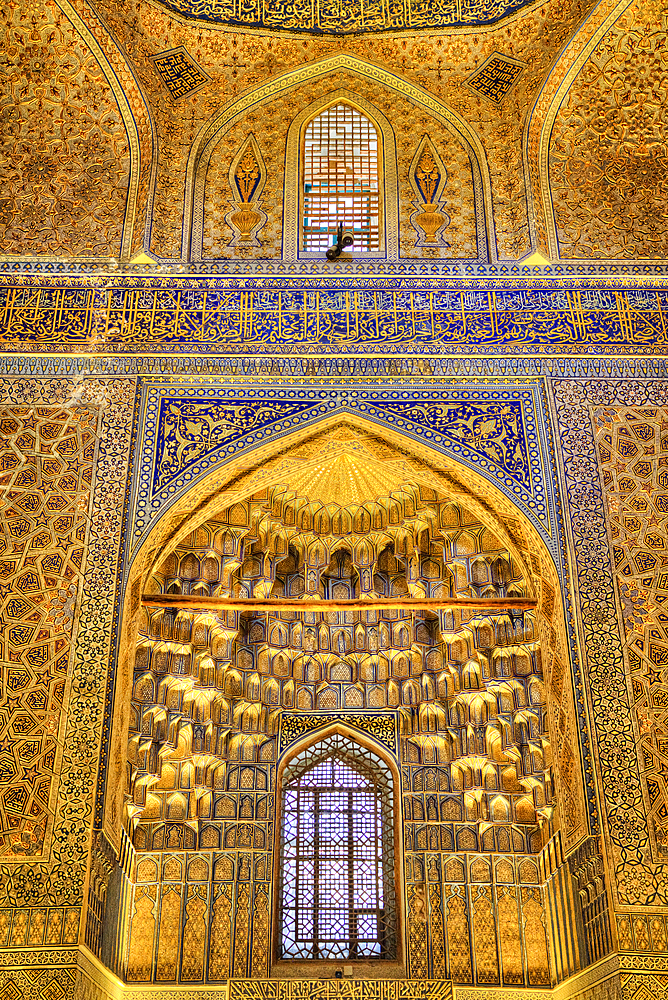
[[141, 594, 537, 613]]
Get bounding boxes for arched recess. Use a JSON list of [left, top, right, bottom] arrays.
[[107, 412, 585, 850], [274, 724, 403, 967], [183, 55, 494, 262], [523, 0, 636, 258], [282, 91, 397, 262], [54, 0, 155, 258], [101, 412, 598, 985]]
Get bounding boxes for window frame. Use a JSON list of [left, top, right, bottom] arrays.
[[272, 726, 405, 973], [282, 90, 399, 263], [299, 102, 385, 259]]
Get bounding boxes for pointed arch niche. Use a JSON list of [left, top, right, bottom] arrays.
[[275, 727, 402, 969], [99, 415, 605, 988], [184, 56, 494, 262]]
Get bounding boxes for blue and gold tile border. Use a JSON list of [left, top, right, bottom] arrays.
[[130, 382, 555, 557], [2, 278, 668, 354]]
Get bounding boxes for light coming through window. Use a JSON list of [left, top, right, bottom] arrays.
[[302, 104, 380, 254], [279, 752, 394, 960]]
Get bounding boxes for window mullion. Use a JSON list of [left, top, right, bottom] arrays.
[[313, 787, 320, 960]]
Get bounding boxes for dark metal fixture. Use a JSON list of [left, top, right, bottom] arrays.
[[326, 222, 354, 260]]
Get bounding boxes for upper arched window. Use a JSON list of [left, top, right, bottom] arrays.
[[278, 734, 396, 961], [302, 104, 381, 255]]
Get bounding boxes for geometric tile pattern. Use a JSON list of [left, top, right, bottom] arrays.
[[466, 53, 524, 104], [149, 47, 211, 101], [0, 375, 133, 984], [553, 379, 668, 909], [595, 405, 668, 867], [0, 405, 95, 858]]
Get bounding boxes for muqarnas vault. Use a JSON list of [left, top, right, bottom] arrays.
[[93, 436, 605, 990]]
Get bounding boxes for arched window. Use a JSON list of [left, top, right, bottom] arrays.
[[302, 104, 381, 255], [278, 734, 396, 960]]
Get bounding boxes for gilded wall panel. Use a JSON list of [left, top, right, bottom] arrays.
[[428, 884, 447, 979], [497, 885, 523, 984], [553, 379, 668, 913], [549, 0, 668, 258], [444, 886, 471, 984], [0, 376, 133, 996], [0, 403, 96, 858], [2, 364, 652, 997], [471, 885, 499, 984], [126, 886, 157, 981], [0, 3, 130, 257], [208, 882, 233, 978], [181, 885, 208, 980], [155, 883, 182, 980], [594, 405, 668, 871]]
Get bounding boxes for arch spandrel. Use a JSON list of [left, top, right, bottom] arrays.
[[524, 0, 637, 258], [548, 0, 668, 259], [54, 0, 156, 258]]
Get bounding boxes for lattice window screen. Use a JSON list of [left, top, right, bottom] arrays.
[[302, 104, 381, 254], [279, 735, 396, 960]]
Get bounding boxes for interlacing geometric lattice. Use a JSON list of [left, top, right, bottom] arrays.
[[303, 104, 380, 254], [280, 735, 396, 959]]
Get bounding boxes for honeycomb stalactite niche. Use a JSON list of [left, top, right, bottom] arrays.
[[123, 478, 563, 985], [0, 1, 130, 257]]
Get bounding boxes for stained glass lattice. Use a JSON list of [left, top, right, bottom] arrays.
[[302, 104, 380, 254], [279, 736, 396, 960]]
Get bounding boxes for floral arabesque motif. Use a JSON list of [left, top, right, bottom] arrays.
[[0, 1, 129, 256], [550, 0, 668, 258]]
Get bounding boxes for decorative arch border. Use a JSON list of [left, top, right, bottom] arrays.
[[282, 90, 398, 262], [182, 54, 494, 262], [55, 0, 155, 259], [524, 0, 636, 258]]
